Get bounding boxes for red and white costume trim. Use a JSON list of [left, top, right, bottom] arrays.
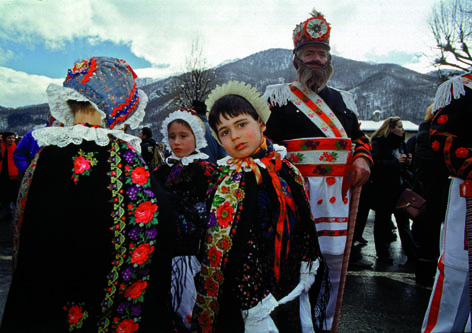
[[422, 178, 471, 332]]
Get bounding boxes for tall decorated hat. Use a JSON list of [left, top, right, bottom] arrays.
[[293, 8, 331, 52], [46, 56, 148, 129]]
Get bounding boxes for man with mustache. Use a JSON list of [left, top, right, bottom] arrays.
[[264, 8, 372, 331]]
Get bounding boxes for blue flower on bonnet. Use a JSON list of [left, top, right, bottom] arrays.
[[46, 56, 147, 130]]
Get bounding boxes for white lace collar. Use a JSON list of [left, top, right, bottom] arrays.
[[165, 151, 210, 166], [217, 144, 287, 170], [32, 124, 142, 153]]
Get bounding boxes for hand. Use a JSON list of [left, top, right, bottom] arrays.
[[352, 157, 371, 186]]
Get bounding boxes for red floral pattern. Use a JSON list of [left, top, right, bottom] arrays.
[[116, 319, 139, 333], [131, 243, 154, 265], [68, 305, 84, 325], [208, 246, 222, 267], [437, 115, 448, 124], [326, 177, 336, 185], [456, 147, 469, 159], [71, 149, 98, 184], [432, 140, 440, 151], [131, 166, 149, 185], [124, 280, 148, 299], [134, 201, 157, 224], [216, 202, 234, 228]]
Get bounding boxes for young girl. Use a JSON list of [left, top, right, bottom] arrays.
[[192, 81, 330, 332], [1, 57, 177, 332], [153, 109, 216, 328]]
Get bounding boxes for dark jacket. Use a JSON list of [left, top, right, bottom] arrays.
[[140, 136, 157, 165], [370, 134, 406, 209]]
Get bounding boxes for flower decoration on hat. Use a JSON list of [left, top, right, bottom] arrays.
[[46, 57, 148, 130], [293, 8, 331, 52]]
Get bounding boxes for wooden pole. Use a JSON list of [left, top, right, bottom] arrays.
[[331, 185, 362, 333]]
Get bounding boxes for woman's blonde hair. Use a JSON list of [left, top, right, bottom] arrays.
[[425, 103, 434, 122], [370, 116, 401, 141]]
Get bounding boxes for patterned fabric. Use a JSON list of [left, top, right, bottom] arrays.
[[1, 135, 176, 332], [288, 82, 347, 138], [47, 57, 147, 130], [192, 141, 329, 332], [153, 160, 215, 255], [430, 74, 472, 180]]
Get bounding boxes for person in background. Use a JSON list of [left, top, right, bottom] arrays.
[[412, 104, 449, 287], [0, 131, 19, 221], [422, 72, 472, 332], [370, 117, 416, 266], [139, 126, 164, 170], [13, 129, 40, 177], [263, 8, 372, 330], [0, 57, 177, 332], [192, 99, 227, 164]]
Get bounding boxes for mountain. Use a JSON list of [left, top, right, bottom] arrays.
[[0, 48, 441, 141]]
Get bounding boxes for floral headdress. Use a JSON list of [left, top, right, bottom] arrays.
[[46, 57, 147, 130], [293, 8, 331, 52]]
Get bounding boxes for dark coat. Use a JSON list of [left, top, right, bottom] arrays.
[[370, 134, 405, 210]]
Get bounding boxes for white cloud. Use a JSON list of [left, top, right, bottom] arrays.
[[0, 0, 442, 107], [0, 66, 62, 108]]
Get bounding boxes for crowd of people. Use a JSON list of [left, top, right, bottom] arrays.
[[0, 6, 471, 333]]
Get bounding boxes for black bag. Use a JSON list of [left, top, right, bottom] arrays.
[[396, 188, 427, 220]]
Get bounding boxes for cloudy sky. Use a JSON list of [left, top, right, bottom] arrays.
[[0, 0, 440, 108]]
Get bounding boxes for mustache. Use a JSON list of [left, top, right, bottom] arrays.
[[302, 60, 326, 67]]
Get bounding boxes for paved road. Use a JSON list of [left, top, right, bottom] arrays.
[[0, 211, 432, 332]]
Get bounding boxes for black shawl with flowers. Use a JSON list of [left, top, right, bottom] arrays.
[[1, 137, 177, 333]]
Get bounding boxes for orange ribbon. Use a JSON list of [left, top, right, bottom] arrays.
[[228, 157, 263, 184], [260, 151, 296, 280]]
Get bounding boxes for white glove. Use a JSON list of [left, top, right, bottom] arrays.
[[243, 293, 279, 333]]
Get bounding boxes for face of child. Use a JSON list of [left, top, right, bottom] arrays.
[[216, 114, 265, 159], [168, 122, 196, 158]]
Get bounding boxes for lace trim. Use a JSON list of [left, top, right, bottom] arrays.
[[165, 152, 210, 166], [46, 84, 148, 130], [32, 125, 142, 153], [217, 144, 287, 169], [160, 110, 208, 151]]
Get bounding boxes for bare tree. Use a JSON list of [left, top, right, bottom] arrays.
[[170, 38, 217, 108], [429, 0, 472, 73]]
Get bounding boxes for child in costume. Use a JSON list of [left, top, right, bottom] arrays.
[[153, 109, 216, 329], [192, 81, 330, 332], [0, 57, 177, 332]]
